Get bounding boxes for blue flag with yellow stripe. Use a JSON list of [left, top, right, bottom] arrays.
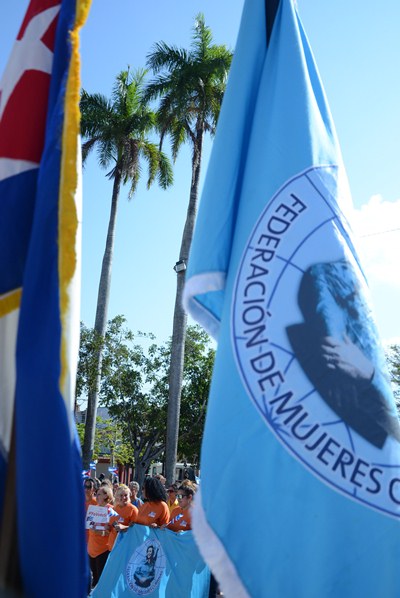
[[0, 1, 91, 596], [184, 0, 400, 596]]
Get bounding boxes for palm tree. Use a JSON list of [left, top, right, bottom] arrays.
[[80, 69, 173, 468], [145, 15, 232, 483]]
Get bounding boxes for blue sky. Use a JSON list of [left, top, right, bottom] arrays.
[[1, 0, 399, 344]]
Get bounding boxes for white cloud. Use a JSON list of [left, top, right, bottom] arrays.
[[347, 195, 400, 342], [352, 195, 400, 288]]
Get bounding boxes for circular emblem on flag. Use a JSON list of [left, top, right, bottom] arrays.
[[232, 165, 400, 517], [126, 539, 165, 595]]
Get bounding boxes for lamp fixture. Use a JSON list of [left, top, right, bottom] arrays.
[[173, 259, 187, 273]]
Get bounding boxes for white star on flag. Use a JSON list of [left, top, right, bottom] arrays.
[[0, 6, 60, 120]]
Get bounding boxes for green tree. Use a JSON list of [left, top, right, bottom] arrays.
[[146, 324, 215, 465], [76, 417, 133, 465], [77, 316, 163, 486], [79, 70, 173, 468], [387, 344, 400, 413], [77, 317, 214, 485], [145, 14, 232, 483], [179, 327, 215, 462]]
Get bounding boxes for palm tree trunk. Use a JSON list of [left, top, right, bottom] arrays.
[[82, 171, 121, 468], [165, 130, 203, 484]]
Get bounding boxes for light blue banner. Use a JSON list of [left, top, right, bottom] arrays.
[[92, 525, 210, 598]]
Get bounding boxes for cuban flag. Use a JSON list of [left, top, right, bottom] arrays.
[[0, 0, 91, 596], [183, 0, 400, 596]]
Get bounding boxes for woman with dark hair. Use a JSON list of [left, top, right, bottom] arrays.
[[167, 485, 195, 532], [136, 477, 169, 527], [133, 545, 157, 588], [287, 258, 400, 448]]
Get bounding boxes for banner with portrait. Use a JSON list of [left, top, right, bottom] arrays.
[[92, 524, 210, 597]]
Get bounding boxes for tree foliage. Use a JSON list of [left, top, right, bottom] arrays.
[[145, 14, 233, 160], [387, 344, 400, 412], [76, 417, 133, 464], [81, 69, 173, 195], [77, 316, 214, 485]]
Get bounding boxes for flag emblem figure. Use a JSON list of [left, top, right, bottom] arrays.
[[233, 165, 400, 516], [0, 0, 91, 596], [126, 539, 165, 595], [183, 0, 400, 596]]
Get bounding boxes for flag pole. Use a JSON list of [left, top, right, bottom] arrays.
[[265, 0, 280, 45]]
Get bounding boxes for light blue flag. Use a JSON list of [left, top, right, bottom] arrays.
[[92, 526, 210, 598], [183, 1, 400, 596], [0, 0, 90, 596]]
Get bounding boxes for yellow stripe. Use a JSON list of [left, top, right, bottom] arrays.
[[0, 289, 22, 318], [58, 0, 92, 392]]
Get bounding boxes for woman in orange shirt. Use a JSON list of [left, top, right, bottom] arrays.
[[87, 485, 117, 588], [136, 477, 169, 528], [108, 484, 138, 550], [167, 485, 195, 532]]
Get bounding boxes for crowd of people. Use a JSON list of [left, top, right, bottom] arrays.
[[84, 473, 200, 593]]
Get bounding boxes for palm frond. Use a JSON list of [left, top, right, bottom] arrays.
[[124, 139, 141, 199], [112, 70, 130, 103], [126, 109, 156, 137], [80, 90, 113, 138], [127, 166, 141, 199], [98, 138, 117, 171], [144, 72, 181, 103], [81, 137, 99, 165], [146, 41, 190, 74], [122, 138, 139, 182], [192, 13, 213, 61], [170, 120, 188, 162], [141, 142, 160, 189], [157, 151, 174, 190]]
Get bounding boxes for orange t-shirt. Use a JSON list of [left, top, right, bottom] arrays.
[[85, 497, 97, 543], [107, 502, 138, 550], [87, 503, 117, 558], [136, 501, 169, 527], [167, 506, 192, 532]]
